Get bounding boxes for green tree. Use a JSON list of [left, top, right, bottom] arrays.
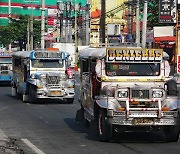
[[0, 15, 41, 50]]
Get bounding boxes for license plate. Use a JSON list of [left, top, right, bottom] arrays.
[[50, 91, 61, 96], [134, 118, 153, 125]]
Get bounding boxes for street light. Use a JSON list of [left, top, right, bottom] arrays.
[[41, 0, 45, 49], [8, 0, 11, 51], [57, 1, 65, 42], [74, 1, 80, 67]]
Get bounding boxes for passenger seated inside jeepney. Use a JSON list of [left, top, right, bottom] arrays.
[[33, 60, 44, 68], [105, 63, 160, 76], [31, 59, 64, 68]]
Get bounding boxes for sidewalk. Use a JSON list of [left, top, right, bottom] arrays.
[[0, 130, 24, 154]]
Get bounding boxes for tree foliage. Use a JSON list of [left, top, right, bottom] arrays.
[[0, 15, 41, 50]]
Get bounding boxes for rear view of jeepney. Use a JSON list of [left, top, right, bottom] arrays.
[[77, 47, 180, 142], [11, 50, 75, 103]]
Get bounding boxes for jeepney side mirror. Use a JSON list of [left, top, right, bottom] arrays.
[[95, 60, 102, 78], [67, 57, 72, 66], [59, 59, 63, 66], [163, 52, 169, 61], [164, 60, 170, 77]]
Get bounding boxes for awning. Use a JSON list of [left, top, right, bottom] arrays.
[[154, 36, 176, 43]]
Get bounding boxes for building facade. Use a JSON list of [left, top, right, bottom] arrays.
[[0, 0, 86, 26]]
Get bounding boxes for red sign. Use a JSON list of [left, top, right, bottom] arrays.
[[177, 55, 180, 74], [47, 18, 54, 26]]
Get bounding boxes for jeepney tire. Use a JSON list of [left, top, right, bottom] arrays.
[[84, 118, 90, 127], [164, 119, 180, 142], [29, 85, 37, 103], [167, 80, 178, 96], [98, 109, 112, 142]]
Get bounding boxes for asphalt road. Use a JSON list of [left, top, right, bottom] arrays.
[[0, 81, 180, 154]]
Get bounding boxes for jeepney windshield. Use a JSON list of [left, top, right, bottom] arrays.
[[105, 62, 160, 76], [31, 59, 64, 68], [0, 58, 12, 64]]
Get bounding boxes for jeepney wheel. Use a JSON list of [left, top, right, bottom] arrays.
[[98, 109, 112, 142], [167, 80, 177, 96], [164, 118, 180, 142], [29, 85, 37, 103]]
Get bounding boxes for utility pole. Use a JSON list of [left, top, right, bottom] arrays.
[[65, 2, 69, 43], [27, 19, 30, 51], [30, 1, 33, 50], [85, 3, 90, 46], [136, 0, 140, 47], [8, 0, 11, 52], [142, 0, 148, 48], [127, 0, 132, 35], [74, 1, 78, 67], [41, 0, 45, 49], [100, 0, 106, 44]]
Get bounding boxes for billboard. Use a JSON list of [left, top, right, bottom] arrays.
[[159, 0, 177, 23]]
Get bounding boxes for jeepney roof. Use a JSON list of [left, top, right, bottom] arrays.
[[79, 47, 168, 61], [12, 51, 31, 58], [12, 50, 69, 59], [78, 46, 143, 59], [79, 47, 106, 59]]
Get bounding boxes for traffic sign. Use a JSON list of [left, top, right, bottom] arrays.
[[177, 55, 180, 74]]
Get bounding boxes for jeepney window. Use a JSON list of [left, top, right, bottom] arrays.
[[90, 60, 96, 72], [14, 58, 21, 67], [81, 60, 89, 72], [105, 63, 160, 76], [31, 59, 64, 68]]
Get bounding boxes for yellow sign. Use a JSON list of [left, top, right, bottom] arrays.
[[101, 75, 165, 82], [106, 48, 163, 62]]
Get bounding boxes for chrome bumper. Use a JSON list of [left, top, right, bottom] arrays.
[[36, 88, 75, 99], [107, 111, 178, 126]]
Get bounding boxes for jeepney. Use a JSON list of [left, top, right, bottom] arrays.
[[76, 47, 180, 142], [11, 50, 75, 103], [0, 51, 12, 83]]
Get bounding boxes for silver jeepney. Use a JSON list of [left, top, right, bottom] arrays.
[[77, 47, 180, 142], [11, 50, 75, 103]]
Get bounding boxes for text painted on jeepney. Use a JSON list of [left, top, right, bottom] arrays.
[[106, 48, 163, 62]]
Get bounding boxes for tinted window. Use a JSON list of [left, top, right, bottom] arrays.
[[106, 63, 160, 76]]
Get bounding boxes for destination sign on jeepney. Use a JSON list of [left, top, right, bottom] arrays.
[[33, 51, 61, 59], [106, 48, 163, 62], [0, 52, 12, 57]]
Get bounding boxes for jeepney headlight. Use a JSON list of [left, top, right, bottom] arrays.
[[118, 91, 128, 98], [152, 91, 163, 98], [59, 74, 66, 80], [65, 80, 75, 88]]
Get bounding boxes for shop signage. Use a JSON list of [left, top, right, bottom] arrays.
[[159, 0, 177, 23]]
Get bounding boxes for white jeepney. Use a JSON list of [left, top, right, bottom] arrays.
[[11, 50, 75, 103], [76, 47, 180, 142]]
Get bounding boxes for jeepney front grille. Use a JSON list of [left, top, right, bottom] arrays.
[[46, 76, 60, 85], [131, 90, 149, 99]]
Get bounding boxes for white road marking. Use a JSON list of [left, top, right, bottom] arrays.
[[21, 138, 45, 154]]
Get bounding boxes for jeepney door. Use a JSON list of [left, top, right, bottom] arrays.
[[80, 59, 93, 109]]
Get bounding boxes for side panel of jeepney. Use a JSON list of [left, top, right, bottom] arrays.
[[80, 59, 96, 110], [12, 57, 25, 93]]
